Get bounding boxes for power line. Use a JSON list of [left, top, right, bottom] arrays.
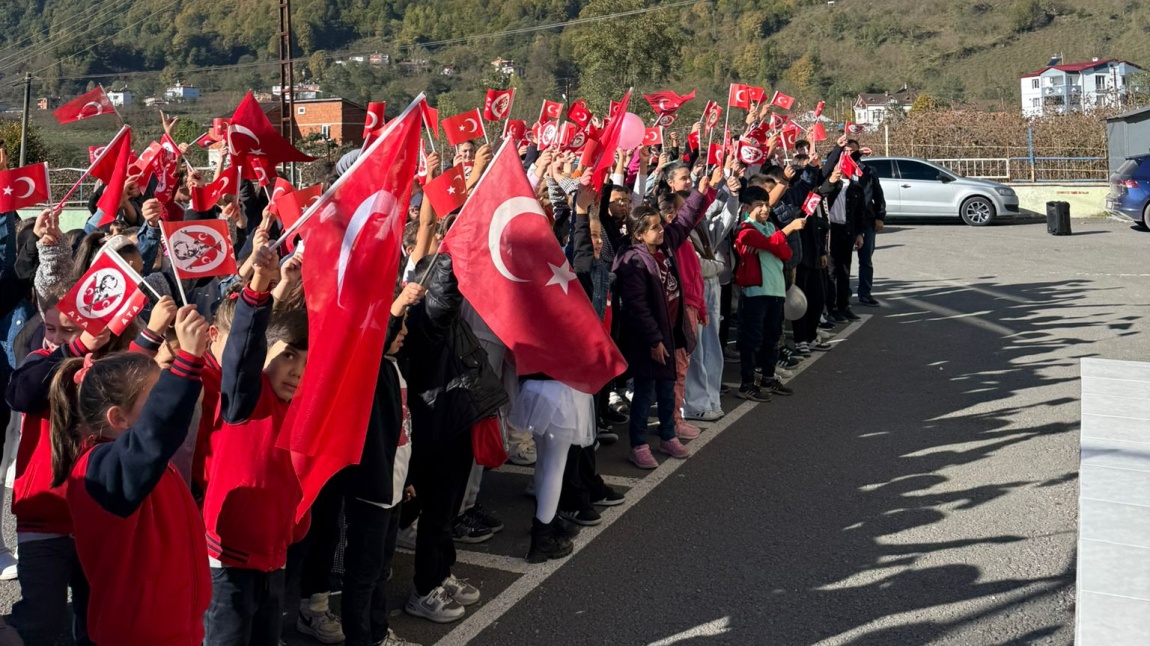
[[39, 0, 707, 82], [0, 0, 131, 64], [0, 0, 136, 71]]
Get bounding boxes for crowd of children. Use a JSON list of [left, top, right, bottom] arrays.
[[0, 100, 885, 645]]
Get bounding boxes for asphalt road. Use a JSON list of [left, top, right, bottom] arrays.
[[3, 214, 1146, 645]]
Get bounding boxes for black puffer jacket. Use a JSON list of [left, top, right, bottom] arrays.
[[399, 254, 508, 447]]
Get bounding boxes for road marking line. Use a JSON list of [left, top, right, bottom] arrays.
[[435, 316, 872, 645]]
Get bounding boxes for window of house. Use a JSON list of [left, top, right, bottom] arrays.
[[871, 110, 882, 122], [1031, 79, 1039, 89], [1031, 97, 1041, 108], [1096, 75, 1107, 89], [1051, 76, 1064, 86], [297, 106, 306, 115]]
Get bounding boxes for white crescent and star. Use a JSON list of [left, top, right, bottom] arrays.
[[271, 184, 288, 201], [81, 101, 103, 118], [338, 190, 399, 302], [216, 176, 231, 193], [254, 167, 268, 184], [229, 124, 261, 150], [735, 89, 747, 104], [365, 112, 379, 130], [463, 118, 479, 133], [488, 195, 576, 293]]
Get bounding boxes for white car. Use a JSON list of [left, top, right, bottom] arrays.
[[860, 157, 1021, 226]]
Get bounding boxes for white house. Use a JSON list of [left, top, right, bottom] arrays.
[[164, 82, 200, 102], [1020, 58, 1143, 117], [107, 89, 133, 107], [853, 90, 915, 127]]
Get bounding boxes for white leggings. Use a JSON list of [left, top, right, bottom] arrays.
[[532, 433, 571, 524]]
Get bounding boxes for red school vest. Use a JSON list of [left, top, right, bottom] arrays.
[[11, 349, 72, 535], [192, 353, 223, 498], [68, 444, 211, 646]]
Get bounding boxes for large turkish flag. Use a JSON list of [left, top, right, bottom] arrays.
[[440, 142, 626, 394], [278, 96, 424, 520], [228, 91, 315, 166]]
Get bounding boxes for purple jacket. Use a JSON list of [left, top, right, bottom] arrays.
[[612, 190, 705, 381]]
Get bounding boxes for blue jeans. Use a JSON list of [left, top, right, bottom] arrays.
[[685, 277, 723, 415], [204, 566, 285, 646], [857, 222, 877, 299], [629, 378, 676, 447], [738, 294, 785, 387]]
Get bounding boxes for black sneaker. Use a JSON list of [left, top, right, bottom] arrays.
[[763, 378, 794, 396], [592, 486, 625, 507], [842, 308, 861, 321], [552, 515, 581, 539], [819, 319, 837, 330], [600, 407, 628, 425], [558, 506, 602, 526], [596, 425, 619, 445], [830, 311, 849, 323], [719, 384, 732, 395], [858, 296, 880, 307], [526, 518, 574, 563], [463, 504, 503, 533], [736, 385, 771, 402], [452, 513, 494, 544]]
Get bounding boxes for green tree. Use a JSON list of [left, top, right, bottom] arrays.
[[0, 119, 50, 165], [910, 94, 944, 113], [309, 51, 329, 81], [1011, 0, 1052, 33], [570, 0, 680, 108]]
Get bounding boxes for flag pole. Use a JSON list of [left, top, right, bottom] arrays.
[[158, 225, 189, 306], [480, 117, 490, 146], [104, 85, 126, 126], [501, 88, 516, 139], [53, 125, 130, 211]]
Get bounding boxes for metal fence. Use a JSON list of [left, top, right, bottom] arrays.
[[925, 157, 1109, 183]]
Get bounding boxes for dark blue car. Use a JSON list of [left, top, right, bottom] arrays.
[[1107, 154, 1150, 227]]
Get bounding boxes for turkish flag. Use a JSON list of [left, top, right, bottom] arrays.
[[839, 151, 862, 180], [557, 122, 578, 149], [802, 192, 823, 216], [771, 91, 795, 110], [703, 101, 723, 132], [707, 142, 725, 166], [190, 162, 239, 211], [484, 89, 514, 121], [687, 130, 699, 152], [534, 120, 559, 148], [578, 139, 600, 169], [845, 122, 864, 135], [440, 142, 626, 394], [58, 249, 147, 335], [539, 100, 564, 123], [134, 141, 163, 181], [768, 112, 788, 130], [278, 96, 424, 520], [643, 127, 663, 147], [421, 103, 439, 139], [162, 219, 238, 279], [643, 88, 696, 116], [749, 86, 767, 104], [737, 139, 765, 165], [54, 86, 116, 124], [608, 100, 624, 119], [442, 109, 485, 147], [729, 84, 754, 110], [0, 163, 51, 212], [228, 91, 314, 165], [239, 153, 277, 187], [193, 131, 218, 148], [566, 99, 592, 128], [150, 134, 183, 204], [95, 128, 133, 228], [271, 183, 323, 230], [363, 102, 386, 139], [814, 101, 826, 118], [780, 122, 804, 149], [587, 89, 630, 193], [745, 121, 769, 142], [810, 121, 828, 142], [423, 165, 468, 217], [504, 119, 527, 145]]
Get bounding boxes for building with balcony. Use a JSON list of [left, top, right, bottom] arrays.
[[1020, 58, 1143, 117]]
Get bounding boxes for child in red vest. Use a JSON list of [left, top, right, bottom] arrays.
[[51, 305, 213, 646], [202, 245, 309, 645]]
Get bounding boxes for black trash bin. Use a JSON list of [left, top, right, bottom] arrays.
[[1046, 201, 1071, 236]]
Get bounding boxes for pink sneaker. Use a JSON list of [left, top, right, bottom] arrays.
[[659, 438, 690, 459], [675, 421, 701, 440], [629, 445, 659, 469]]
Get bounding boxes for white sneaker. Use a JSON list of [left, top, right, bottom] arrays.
[[0, 548, 16, 581], [507, 443, 537, 466], [684, 410, 724, 422], [382, 628, 422, 646], [397, 520, 418, 551], [442, 574, 480, 606], [817, 330, 831, 342], [296, 593, 345, 644], [405, 586, 465, 623], [775, 366, 794, 379]]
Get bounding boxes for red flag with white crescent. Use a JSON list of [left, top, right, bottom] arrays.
[[643, 89, 696, 116], [440, 141, 626, 394], [271, 183, 323, 230], [587, 89, 631, 193], [566, 98, 592, 128], [0, 163, 51, 212], [278, 96, 424, 520], [190, 163, 240, 211], [363, 102, 386, 139], [802, 192, 823, 216], [95, 129, 134, 228], [442, 109, 485, 147], [58, 249, 147, 335], [770, 91, 795, 110], [54, 86, 117, 125], [161, 219, 238, 279], [643, 127, 663, 147], [539, 99, 564, 123], [484, 89, 514, 121], [228, 91, 315, 165]]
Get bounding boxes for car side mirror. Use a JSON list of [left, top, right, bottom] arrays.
[[937, 173, 954, 183]]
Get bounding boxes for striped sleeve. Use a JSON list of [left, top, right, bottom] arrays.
[[170, 350, 206, 381]]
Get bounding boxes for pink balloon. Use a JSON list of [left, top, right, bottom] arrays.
[[618, 112, 647, 150]]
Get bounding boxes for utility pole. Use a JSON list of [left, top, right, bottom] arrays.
[[19, 73, 32, 166], [277, 0, 296, 181]]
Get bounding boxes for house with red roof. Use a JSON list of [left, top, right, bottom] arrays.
[[1020, 57, 1142, 117]]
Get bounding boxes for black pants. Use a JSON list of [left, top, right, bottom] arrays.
[[9, 536, 90, 646], [204, 566, 285, 646], [286, 474, 344, 602], [719, 281, 733, 347], [794, 265, 827, 344], [559, 444, 609, 512], [342, 498, 401, 646], [411, 429, 474, 596], [828, 223, 855, 313]]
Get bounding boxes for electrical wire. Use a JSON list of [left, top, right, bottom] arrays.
[[0, 0, 137, 71]]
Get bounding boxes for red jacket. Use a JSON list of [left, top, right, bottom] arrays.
[[733, 220, 791, 288], [192, 352, 223, 498], [67, 357, 211, 646]]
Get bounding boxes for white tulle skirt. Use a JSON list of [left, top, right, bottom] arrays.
[[509, 380, 596, 448]]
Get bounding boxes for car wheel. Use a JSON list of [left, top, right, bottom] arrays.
[[960, 196, 996, 226], [1141, 203, 1150, 230]]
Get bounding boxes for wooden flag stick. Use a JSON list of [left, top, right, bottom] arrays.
[[158, 224, 189, 306]]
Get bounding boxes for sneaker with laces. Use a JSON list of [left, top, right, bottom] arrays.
[[382, 628, 422, 646], [592, 486, 625, 507], [526, 518, 574, 563], [684, 409, 723, 422], [452, 514, 493, 544], [630, 444, 659, 469], [737, 385, 771, 402], [600, 407, 628, 425], [763, 378, 794, 396], [463, 504, 503, 533], [405, 586, 465, 623], [659, 438, 690, 459], [794, 342, 811, 356], [507, 443, 537, 466], [812, 340, 833, 351], [775, 366, 794, 379], [442, 574, 480, 606], [0, 548, 17, 581], [297, 593, 345, 644], [558, 506, 602, 526], [842, 308, 861, 321], [675, 420, 701, 440], [596, 426, 619, 445], [396, 520, 418, 550]]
